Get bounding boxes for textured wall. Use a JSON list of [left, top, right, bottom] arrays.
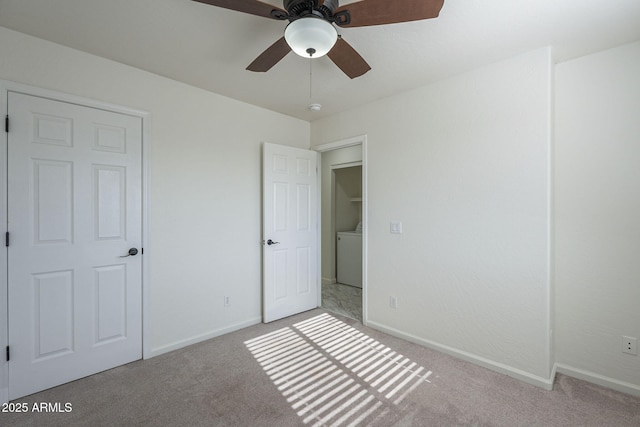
[[555, 41, 640, 393], [312, 48, 554, 385]]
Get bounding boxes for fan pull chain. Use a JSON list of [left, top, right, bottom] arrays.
[[306, 48, 316, 100], [309, 56, 313, 100], [306, 48, 321, 113]]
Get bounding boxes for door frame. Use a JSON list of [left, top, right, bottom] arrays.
[[314, 135, 368, 325], [0, 80, 152, 403]]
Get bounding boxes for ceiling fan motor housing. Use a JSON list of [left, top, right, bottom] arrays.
[[284, 0, 339, 20]]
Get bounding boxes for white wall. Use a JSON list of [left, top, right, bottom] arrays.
[[320, 146, 362, 283], [555, 41, 640, 394], [0, 27, 310, 357], [312, 48, 554, 386]]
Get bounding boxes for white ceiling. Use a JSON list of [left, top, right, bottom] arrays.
[[1, 0, 639, 121]]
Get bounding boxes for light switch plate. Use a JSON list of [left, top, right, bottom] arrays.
[[390, 221, 403, 234]]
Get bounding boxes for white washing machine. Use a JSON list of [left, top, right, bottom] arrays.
[[337, 231, 362, 288]]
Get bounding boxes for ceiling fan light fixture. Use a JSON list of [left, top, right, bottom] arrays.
[[284, 17, 338, 58]]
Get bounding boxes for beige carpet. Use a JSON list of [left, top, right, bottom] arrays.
[[2, 309, 639, 427]]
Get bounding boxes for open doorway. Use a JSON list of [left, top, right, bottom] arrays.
[[316, 137, 366, 322]]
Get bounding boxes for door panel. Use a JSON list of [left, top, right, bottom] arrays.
[[94, 264, 127, 344], [8, 92, 142, 399], [33, 159, 74, 243], [33, 270, 74, 360], [94, 165, 126, 240], [296, 247, 311, 294], [263, 143, 318, 322]]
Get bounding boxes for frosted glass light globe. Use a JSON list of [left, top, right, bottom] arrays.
[[285, 17, 338, 58]]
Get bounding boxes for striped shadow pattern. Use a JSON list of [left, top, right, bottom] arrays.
[[245, 313, 432, 426]]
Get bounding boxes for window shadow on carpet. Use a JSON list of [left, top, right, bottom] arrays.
[[245, 313, 432, 426]]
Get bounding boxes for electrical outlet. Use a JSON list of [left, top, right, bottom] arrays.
[[622, 336, 637, 355], [224, 296, 231, 307], [389, 296, 398, 309]]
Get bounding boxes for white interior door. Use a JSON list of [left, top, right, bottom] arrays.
[[7, 92, 142, 399], [263, 142, 318, 323]]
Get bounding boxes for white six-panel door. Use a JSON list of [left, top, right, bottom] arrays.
[[7, 92, 142, 399], [263, 143, 318, 323]]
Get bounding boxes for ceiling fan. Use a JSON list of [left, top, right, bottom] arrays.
[[193, 0, 445, 79]]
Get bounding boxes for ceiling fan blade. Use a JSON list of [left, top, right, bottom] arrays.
[[335, 0, 444, 28], [192, 0, 287, 20], [327, 37, 371, 79], [246, 37, 292, 72]]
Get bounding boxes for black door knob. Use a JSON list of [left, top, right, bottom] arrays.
[[266, 239, 280, 246], [120, 248, 139, 257]]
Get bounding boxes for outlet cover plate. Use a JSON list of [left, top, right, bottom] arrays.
[[623, 336, 637, 355]]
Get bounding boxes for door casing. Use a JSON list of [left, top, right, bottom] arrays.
[[0, 80, 152, 403], [314, 135, 368, 325]]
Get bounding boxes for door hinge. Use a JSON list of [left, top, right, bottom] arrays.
[[5, 346, 9, 362], [5, 115, 8, 133], [5, 231, 8, 247]]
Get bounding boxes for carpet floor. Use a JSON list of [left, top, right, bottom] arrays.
[[2, 309, 639, 427]]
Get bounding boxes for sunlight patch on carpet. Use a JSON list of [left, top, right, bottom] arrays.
[[245, 313, 432, 426]]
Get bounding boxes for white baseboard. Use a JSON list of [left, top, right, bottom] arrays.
[[147, 316, 262, 359], [366, 320, 555, 391], [554, 363, 640, 397], [322, 277, 337, 286]]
